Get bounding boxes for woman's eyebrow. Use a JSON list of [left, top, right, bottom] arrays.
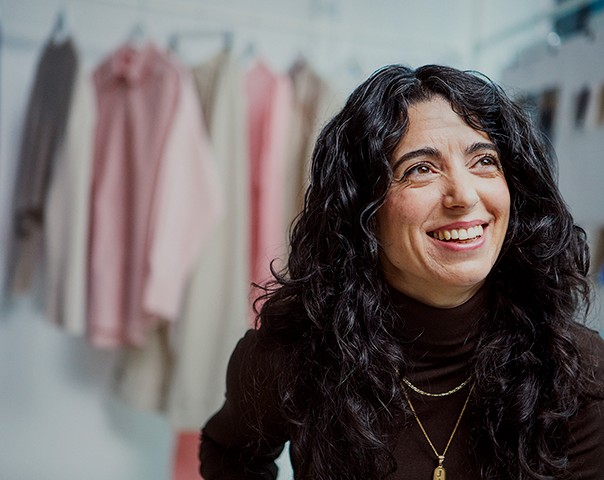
[[392, 142, 499, 171], [392, 146, 440, 170], [465, 142, 498, 155]]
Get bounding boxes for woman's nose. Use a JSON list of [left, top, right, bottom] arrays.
[[442, 169, 480, 210]]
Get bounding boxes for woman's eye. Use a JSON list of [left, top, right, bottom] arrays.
[[401, 163, 434, 180], [475, 154, 500, 169]]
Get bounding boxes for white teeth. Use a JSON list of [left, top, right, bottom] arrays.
[[431, 225, 484, 242]]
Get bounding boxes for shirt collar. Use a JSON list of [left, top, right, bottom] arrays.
[[97, 41, 160, 88]]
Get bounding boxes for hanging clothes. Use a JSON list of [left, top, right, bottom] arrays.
[[114, 47, 250, 428], [284, 57, 340, 234], [115, 50, 228, 411], [170, 48, 251, 451], [167, 47, 250, 428], [44, 56, 96, 335], [88, 42, 222, 348], [171, 431, 200, 480], [171, 58, 339, 480], [7, 37, 78, 295], [246, 58, 293, 312]]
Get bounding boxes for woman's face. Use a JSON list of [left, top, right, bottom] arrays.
[[376, 96, 510, 307]]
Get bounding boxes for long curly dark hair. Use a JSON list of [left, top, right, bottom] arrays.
[[257, 64, 593, 479]]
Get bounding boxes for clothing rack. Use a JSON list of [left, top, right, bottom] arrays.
[[51, 0, 604, 51], [7, 0, 603, 71], [168, 30, 234, 53], [9, 0, 453, 53]]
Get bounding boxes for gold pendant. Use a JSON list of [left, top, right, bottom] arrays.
[[433, 465, 446, 480], [433, 456, 446, 480]]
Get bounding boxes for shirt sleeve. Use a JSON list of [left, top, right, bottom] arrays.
[[566, 325, 604, 479], [567, 396, 604, 479], [199, 329, 289, 479]]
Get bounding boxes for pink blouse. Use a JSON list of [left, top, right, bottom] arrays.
[[88, 43, 222, 348], [245, 59, 293, 308]]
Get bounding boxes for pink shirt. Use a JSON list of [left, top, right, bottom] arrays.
[[246, 59, 292, 308], [89, 43, 221, 348]]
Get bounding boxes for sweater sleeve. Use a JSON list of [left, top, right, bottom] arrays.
[[566, 325, 604, 479], [199, 329, 289, 479]]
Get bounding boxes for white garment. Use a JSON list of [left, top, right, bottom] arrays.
[[165, 49, 251, 429], [142, 64, 223, 321], [44, 64, 96, 335], [111, 55, 229, 420]]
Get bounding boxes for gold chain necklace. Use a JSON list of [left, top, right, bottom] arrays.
[[403, 385, 473, 480], [402, 376, 472, 397]]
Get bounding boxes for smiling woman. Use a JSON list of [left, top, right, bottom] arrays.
[[377, 97, 511, 307], [199, 65, 604, 480]]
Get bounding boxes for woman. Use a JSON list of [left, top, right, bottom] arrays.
[[199, 64, 604, 479]]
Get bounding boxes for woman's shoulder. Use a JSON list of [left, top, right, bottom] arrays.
[[201, 328, 291, 456], [570, 322, 604, 396], [219, 328, 292, 435], [567, 323, 604, 472], [571, 322, 604, 366], [229, 328, 292, 377]]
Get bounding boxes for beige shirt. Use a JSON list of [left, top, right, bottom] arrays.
[[44, 61, 96, 335]]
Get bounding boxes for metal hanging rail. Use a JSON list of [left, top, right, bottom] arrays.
[[3, 0, 457, 53]]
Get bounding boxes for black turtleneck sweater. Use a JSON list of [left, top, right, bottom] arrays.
[[388, 285, 485, 479], [200, 288, 604, 479]]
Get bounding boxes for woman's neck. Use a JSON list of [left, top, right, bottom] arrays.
[[388, 280, 485, 309], [389, 282, 489, 388]]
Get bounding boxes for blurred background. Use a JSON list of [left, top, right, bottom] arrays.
[[1, 0, 603, 479]]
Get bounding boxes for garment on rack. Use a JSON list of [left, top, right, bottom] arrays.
[[115, 54, 228, 411], [169, 47, 252, 480], [168, 47, 250, 428], [284, 57, 340, 236], [44, 58, 96, 335], [246, 59, 293, 309], [7, 37, 78, 294], [88, 42, 221, 348], [114, 47, 249, 428]]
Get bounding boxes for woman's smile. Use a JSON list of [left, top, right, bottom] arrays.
[[429, 222, 485, 242], [376, 96, 510, 307]]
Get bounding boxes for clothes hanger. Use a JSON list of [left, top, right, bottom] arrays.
[[240, 39, 258, 69], [125, 0, 149, 48], [222, 31, 234, 52], [50, 7, 71, 44], [126, 22, 147, 47], [289, 51, 307, 76]]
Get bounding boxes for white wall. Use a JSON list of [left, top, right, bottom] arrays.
[[0, 1, 559, 479], [502, 14, 604, 227], [501, 12, 604, 334]]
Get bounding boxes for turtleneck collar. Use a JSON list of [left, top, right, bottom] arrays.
[[389, 282, 489, 390]]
